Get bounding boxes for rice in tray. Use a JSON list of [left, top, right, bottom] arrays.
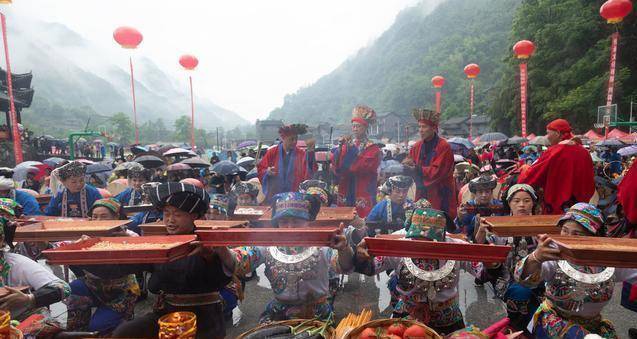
[[83, 241, 177, 250]]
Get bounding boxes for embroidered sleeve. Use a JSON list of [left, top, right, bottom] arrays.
[[513, 255, 555, 287], [232, 246, 266, 276]]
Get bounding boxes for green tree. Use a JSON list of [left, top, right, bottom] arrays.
[[109, 112, 134, 144], [173, 115, 191, 143]]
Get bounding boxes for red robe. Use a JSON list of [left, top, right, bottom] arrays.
[[331, 140, 381, 218], [518, 142, 594, 214], [410, 135, 457, 219], [257, 144, 309, 202]]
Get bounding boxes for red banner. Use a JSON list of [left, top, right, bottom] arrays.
[[1, 13, 23, 164], [606, 31, 619, 107], [435, 91, 441, 114], [519, 62, 528, 138]]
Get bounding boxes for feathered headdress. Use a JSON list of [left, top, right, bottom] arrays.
[[412, 108, 439, 128], [351, 105, 377, 126], [279, 124, 308, 137]]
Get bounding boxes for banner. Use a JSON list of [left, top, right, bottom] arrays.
[[520, 62, 528, 138]]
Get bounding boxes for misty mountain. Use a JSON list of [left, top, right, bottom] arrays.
[[268, 0, 520, 124], [10, 18, 247, 137]]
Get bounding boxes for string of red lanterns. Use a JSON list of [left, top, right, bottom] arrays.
[[113, 26, 143, 144], [513, 40, 535, 139], [464, 63, 480, 140], [179, 54, 199, 150]]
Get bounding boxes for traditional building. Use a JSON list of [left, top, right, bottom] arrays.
[[0, 68, 34, 141]]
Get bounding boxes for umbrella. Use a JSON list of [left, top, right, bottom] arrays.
[[591, 152, 604, 163], [86, 163, 112, 175], [114, 161, 143, 174], [42, 135, 55, 140], [506, 136, 528, 145], [211, 160, 241, 176], [447, 137, 475, 149], [596, 139, 625, 148], [14, 164, 50, 182], [163, 148, 196, 157], [246, 168, 258, 180], [76, 137, 87, 143], [618, 145, 637, 157], [93, 139, 103, 144], [14, 161, 43, 170], [76, 159, 95, 165], [529, 135, 550, 146], [479, 132, 508, 143], [167, 163, 192, 172], [107, 142, 118, 146], [131, 145, 148, 155], [179, 157, 210, 168], [237, 140, 257, 149], [43, 157, 66, 167], [237, 157, 255, 167], [134, 155, 165, 169], [453, 154, 465, 162]]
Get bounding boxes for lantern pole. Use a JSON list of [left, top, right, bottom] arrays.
[[1, 12, 23, 164], [435, 89, 442, 114], [189, 75, 195, 150], [604, 30, 619, 139], [519, 61, 528, 138], [469, 79, 474, 140], [129, 56, 139, 144]]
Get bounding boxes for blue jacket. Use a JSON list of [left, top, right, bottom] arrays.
[[45, 185, 103, 217], [14, 189, 42, 216], [115, 188, 142, 207]]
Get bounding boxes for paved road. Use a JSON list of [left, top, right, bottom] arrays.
[[49, 265, 637, 338]]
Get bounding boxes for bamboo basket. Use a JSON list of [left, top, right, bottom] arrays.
[[237, 319, 335, 339], [344, 319, 441, 339]]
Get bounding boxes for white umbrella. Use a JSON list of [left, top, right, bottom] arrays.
[[163, 148, 196, 157]]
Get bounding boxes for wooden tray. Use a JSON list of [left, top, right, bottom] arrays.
[[254, 207, 355, 227], [197, 227, 336, 247], [14, 220, 130, 242], [345, 319, 441, 339], [140, 220, 248, 236], [551, 235, 637, 268], [42, 235, 197, 265], [484, 215, 561, 237], [365, 236, 511, 262]]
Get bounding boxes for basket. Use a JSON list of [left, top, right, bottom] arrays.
[[237, 319, 335, 339], [344, 318, 441, 339]]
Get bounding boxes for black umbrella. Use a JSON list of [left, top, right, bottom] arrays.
[[506, 136, 528, 145], [134, 155, 165, 169], [180, 157, 210, 168], [211, 160, 240, 176], [86, 163, 112, 175], [246, 168, 258, 180], [596, 139, 625, 148], [479, 132, 508, 143]]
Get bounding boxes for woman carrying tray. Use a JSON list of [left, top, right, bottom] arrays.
[[354, 202, 483, 335], [474, 184, 543, 332], [230, 192, 354, 323], [0, 199, 71, 337], [112, 183, 236, 339], [515, 203, 637, 338], [64, 198, 141, 335], [45, 161, 103, 218]]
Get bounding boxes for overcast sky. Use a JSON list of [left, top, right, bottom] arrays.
[[8, 0, 420, 122]]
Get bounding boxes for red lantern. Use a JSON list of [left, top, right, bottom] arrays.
[[179, 55, 199, 70], [431, 76, 445, 88], [513, 40, 535, 59], [600, 0, 633, 24], [464, 63, 480, 79], [113, 26, 143, 49]]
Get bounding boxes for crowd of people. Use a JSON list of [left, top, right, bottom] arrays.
[[0, 105, 635, 338]]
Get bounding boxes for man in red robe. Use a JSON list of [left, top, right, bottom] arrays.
[[403, 108, 457, 219], [331, 105, 382, 218], [257, 124, 310, 202], [518, 118, 595, 214]]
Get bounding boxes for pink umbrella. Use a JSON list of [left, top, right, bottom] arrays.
[[163, 148, 196, 157], [167, 163, 192, 171], [98, 188, 112, 198]]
